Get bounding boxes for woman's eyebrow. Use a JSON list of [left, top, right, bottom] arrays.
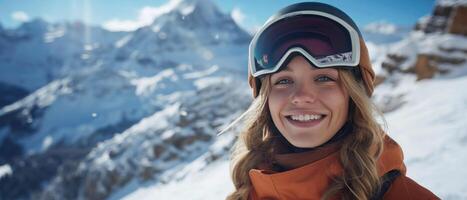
[[280, 66, 293, 72]]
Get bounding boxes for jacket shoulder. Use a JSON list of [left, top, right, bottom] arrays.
[[384, 175, 440, 200]]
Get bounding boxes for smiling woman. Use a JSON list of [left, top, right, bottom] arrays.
[[226, 2, 439, 200]]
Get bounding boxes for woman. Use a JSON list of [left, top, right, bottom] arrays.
[[226, 2, 439, 200]]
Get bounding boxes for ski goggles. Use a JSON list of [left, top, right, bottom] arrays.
[[249, 11, 361, 77]]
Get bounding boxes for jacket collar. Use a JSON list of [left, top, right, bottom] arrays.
[[271, 122, 351, 171], [249, 135, 407, 199]]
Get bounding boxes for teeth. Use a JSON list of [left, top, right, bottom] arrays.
[[290, 114, 322, 121]]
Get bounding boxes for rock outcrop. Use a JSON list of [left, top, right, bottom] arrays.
[[381, 0, 467, 81]]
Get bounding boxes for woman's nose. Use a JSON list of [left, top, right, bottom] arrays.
[[291, 83, 316, 105]]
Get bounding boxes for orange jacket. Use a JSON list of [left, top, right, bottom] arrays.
[[248, 136, 439, 200]]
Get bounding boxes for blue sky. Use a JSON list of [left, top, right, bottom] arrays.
[[0, 0, 436, 31]]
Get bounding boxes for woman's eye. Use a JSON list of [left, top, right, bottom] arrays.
[[275, 79, 293, 85], [315, 75, 334, 82]]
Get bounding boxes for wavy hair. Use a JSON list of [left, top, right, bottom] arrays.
[[226, 69, 385, 200]]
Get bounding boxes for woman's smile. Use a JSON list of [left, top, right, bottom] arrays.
[[282, 110, 326, 127], [285, 113, 325, 126]]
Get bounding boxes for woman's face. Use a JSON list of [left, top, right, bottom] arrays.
[[268, 55, 349, 148]]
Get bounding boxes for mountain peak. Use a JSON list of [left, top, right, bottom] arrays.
[[146, 0, 220, 20], [175, 0, 217, 8], [181, 0, 217, 6], [149, 0, 233, 30], [17, 18, 49, 35], [143, 0, 249, 39], [170, 0, 222, 20]]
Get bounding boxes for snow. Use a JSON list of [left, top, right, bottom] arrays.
[[0, 78, 73, 115], [194, 76, 232, 90], [2, 68, 153, 154], [382, 75, 467, 199], [114, 158, 233, 200], [115, 35, 132, 48], [130, 68, 178, 96], [183, 65, 218, 79], [44, 27, 65, 43], [41, 135, 54, 150], [437, 0, 467, 6], [0, 0, 240, 199], [60, 73, 251, 199], [107, 118, 240, 200], [386, 32, 467, 71], [148, 0, 184, 19], [180, 5, 195, 16], [0, 164, 13, 179], [0, 19, 125, 91], [366, 41, 391, 75]]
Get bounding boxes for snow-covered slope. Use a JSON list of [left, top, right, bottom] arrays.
[[37, 65, 251, 200], [0, 0, 251, 199], [382, 75, 467, 200], [114, 157, 234, 200], [0, 4, 249, 199]]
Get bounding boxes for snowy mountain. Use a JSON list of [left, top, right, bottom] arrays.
[[0, 0, 251, 199], [41, 77, 250, 200], [125, 0, 249, 50], [111, 0, 250, 78], [0, 19, 125, 92]]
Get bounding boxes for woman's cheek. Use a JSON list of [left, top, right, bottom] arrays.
[[270, 88, 292, 103]]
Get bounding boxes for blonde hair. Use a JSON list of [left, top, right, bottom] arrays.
[[323, 70, 385, 199], [226, 75, 275, 200], [227, 69, 385, 200]]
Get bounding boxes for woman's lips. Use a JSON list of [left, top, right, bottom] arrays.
[[285, 115, 326, 128]]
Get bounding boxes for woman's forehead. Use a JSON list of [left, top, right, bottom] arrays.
[[275, 63, 339, 74]]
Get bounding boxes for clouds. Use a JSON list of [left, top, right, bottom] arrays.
[[103, 6, 160, 32], [231, 7, 259, 34], [103, 0, 181, 32], [364, 21, 398, 35], [11, 11, 30, 22]]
